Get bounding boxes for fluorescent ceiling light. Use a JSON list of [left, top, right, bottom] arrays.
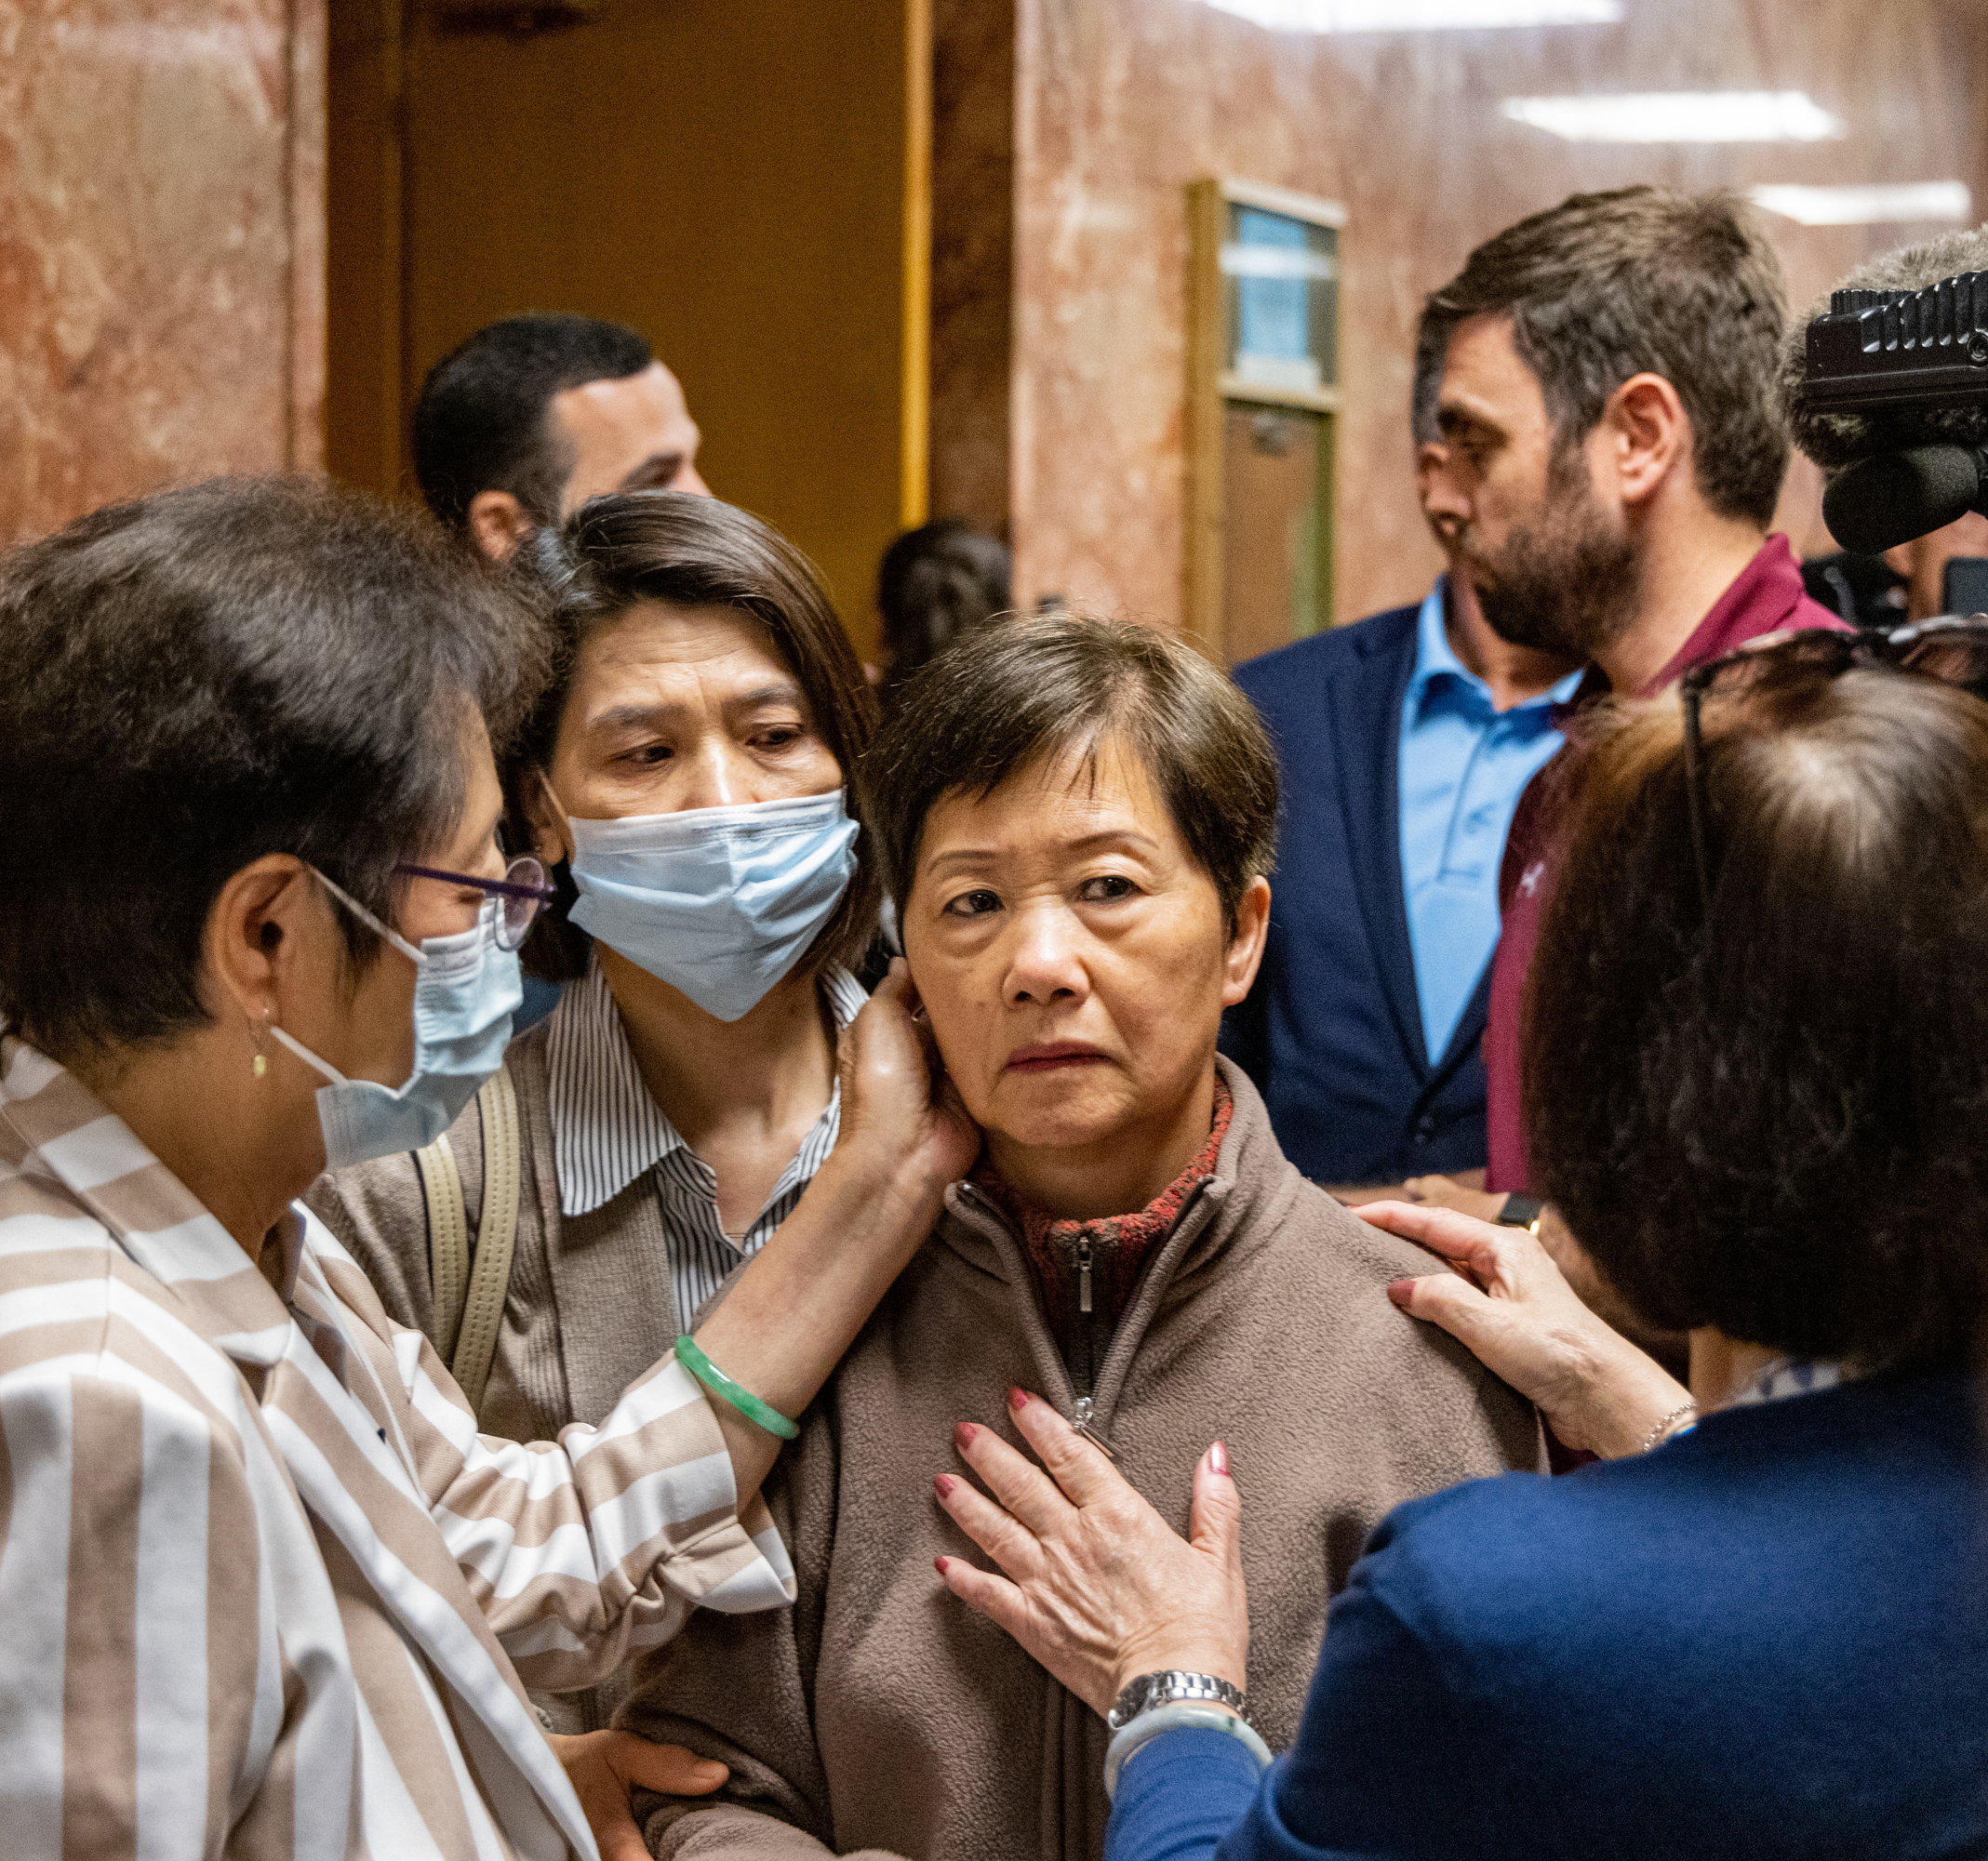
[[1750, 181, 1974, 226], [1501, 90, 1846, 143], [1201, 0, 1621, 31]]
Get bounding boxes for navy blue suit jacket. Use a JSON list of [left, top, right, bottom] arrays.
[[1221, 605, 1489, 1185]]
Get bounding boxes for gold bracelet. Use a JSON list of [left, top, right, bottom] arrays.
[[1640, 1400, 1699, 1454]]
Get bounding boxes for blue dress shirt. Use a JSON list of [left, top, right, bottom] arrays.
[[1396, 581, 1577, 1063]]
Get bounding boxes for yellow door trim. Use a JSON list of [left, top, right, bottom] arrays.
[[900, 0, 933, 530]]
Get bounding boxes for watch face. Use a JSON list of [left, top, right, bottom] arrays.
[[1108, 1677, 1152, 1728]]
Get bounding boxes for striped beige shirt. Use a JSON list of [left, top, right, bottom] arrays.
[[0, 1034, 796, 1860]]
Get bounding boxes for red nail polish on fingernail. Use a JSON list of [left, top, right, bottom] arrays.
[[1386, 1278, 1416, 1307], [1209, 1440, 1230, 1478], [1008, 1387, 1029, 1412], [934, 1555, 950, 1574], [934, 1473, 956, 1497], [954, 1421, 977, 1449]]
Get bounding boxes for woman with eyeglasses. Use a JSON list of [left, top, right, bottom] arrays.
[[309, 491, 919, 1747], [931, 636, 1988, 1860], [0, 479, 971, 1861]]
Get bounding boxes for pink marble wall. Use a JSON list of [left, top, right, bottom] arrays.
[[930, 0, 1017, 538], [0, 0, 325, 543], [992, 0, 1988, 630]]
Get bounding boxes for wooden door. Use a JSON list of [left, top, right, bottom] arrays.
[[327, 0, 930, 656]]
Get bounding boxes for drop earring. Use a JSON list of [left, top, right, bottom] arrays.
[[250, 1011, 270, 1080]]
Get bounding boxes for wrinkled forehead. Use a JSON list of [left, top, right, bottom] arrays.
[[914, 732, 1178, 871], [1434, 312, 1551, 441]]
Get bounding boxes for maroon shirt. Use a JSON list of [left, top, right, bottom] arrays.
[[1484, 535, 1848, 1191]]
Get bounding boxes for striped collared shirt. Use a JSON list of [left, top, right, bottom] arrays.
[[0, 1034, 795, 1861], [546, 961, 866, 1325]]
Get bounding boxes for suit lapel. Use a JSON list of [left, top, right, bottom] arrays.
[[1327, 623, 1432, 1077]]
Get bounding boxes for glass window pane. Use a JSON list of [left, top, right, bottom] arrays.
[[1222, 206, 1338, 392]]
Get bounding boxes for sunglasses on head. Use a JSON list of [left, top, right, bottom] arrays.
[[1679, 618, 1988, 907]]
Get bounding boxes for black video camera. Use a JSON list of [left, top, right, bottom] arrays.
[[1801, 270, 1988, 557]]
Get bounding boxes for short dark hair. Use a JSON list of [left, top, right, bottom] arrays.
[[512, 491, 882, 980], [1528, 668, 1988, 1371], [1420, 188, 1790, 526], [413, 313, 653, 533], [1410, 315, 1448, 448], [0, 477, 545, 1060], [876, 520, 1012, 700], [866, 614, 1278, 932]]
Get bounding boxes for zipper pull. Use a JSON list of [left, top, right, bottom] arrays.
[[1071, 1396, 1117, 1461], [1077, 1236, 1093, 1315]]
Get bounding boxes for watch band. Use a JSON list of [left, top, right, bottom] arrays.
[[1106, 1669, 1249, 1732], [1102, 1703, 1274, 1801]]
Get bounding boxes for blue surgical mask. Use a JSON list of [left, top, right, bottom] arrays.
[[566, 789, 860, 1022], [271, 883, 522, 1170]]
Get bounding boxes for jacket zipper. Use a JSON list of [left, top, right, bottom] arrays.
[[1070, 1395, 1117, 1461], [944, 1173, 1225, 1839], [950, 1180, 1214, 1464]]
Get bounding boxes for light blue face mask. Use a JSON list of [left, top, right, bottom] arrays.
[[270, 871, 523, 1171], [566, 789, 860, 1022]]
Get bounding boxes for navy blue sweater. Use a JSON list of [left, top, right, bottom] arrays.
[[1107, 1366, 1988, 1860]]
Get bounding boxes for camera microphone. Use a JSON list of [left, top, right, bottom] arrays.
[[1821, 443, 1988, 555], [1781, 255, 1988, 555]]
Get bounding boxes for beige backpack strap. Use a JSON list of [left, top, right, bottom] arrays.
[[414, 1126, 472, 1363], [449, 1067, 523, 1415]]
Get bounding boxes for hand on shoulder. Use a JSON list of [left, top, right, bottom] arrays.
[[1360, 1201, 1691, 1459]]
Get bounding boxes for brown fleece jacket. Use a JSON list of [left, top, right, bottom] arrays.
[[617, 1058, 1543, 1861]]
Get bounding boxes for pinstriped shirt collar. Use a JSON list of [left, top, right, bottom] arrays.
[[547, 956, 868, 1219]]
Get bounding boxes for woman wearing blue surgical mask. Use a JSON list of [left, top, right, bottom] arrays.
[[309, 490, 916, 1735], [0, 478, 974, 1861]]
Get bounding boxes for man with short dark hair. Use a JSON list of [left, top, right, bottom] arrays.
[[413, 312, 710, 561], [1219, 356, 1578, 1190], [1408, 187, 1844, 1212]]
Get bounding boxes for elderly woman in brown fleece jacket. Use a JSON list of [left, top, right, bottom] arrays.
[[616, 616, 1543, 1861]]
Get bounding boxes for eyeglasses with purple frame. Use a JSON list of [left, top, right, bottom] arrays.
[[394, 855, 558, 950]]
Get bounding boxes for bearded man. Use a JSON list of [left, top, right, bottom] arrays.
[[1407, 187, 1846, 1221]]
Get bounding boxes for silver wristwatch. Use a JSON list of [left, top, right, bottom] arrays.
[[1106, 1669, 1249, 1731]]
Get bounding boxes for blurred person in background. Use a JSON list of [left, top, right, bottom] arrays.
[[415, 312, 718, 1031], [1401, 185, 1845, 1237], [1220, 337, 1578, 1195], [874, 518, 1011, 706], [1888, 510, 1988, 620], [309, 490, 901, 1740], [415, 312, 712, 565], [938, 645, 1988, 1859], [613, 616, 1539, 1861], [0, 477, 972, 1860]]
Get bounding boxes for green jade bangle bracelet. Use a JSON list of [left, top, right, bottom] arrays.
[[674, 1335, 801, 1441]]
